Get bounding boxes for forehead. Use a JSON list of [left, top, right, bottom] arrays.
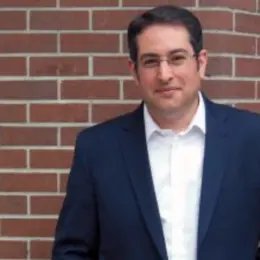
[[136, 24, 192, 55]]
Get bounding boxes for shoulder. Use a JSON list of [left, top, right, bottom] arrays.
[[217, 102, 260, 127], [210, 101, 260, 143], [75, 106, 139, 148]]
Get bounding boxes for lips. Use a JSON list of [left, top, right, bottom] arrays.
[[155, 87, 181, 93]]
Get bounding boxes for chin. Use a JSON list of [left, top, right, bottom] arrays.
[[147, 99, 182, 113], [159, 101, 181, 111], [155, 105, 181, 116]]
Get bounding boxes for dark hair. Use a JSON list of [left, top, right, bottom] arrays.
[[127, 5, 203, 65]]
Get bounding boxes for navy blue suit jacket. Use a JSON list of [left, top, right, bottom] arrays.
[[52, 96, 260, 260]]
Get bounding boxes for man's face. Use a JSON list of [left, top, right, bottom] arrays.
[[129, 24, 208, 117]]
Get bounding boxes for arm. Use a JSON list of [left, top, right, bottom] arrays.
[[52, 131, 99, 260]]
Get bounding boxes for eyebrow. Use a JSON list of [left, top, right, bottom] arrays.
[[139, 48, 189, 61]]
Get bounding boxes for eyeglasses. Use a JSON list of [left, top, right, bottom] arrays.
[[139, 53, 197, 69]]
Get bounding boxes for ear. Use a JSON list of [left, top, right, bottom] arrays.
[[128, 58, 139, 85], [197, 49, 208, 79]]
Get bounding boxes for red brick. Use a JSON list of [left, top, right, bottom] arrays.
[[199, 0, 256, 11], [30, 57, 89, 76], [258, 37, 260, 55], [0, 104, 26, 122], [0, 0, 56, 7], [0, 195, 27, 214], [236, 58, 260, 77], [236, 13, 260, 34], [257, 82, 260, 98], [0, 81, 57, 100], [61, 127, 85, 146], [0, 173, 57, 192], [94, 56, 129, 76], [123, 0, 195, 6], [0, 150, 26, 168], [30, 240, 52, 259], [112, 10, 232, 32], [122, 14, 233, 53], [30, 149, 73, 169], [1, 127, 57, 146], [0, 241, 27, 259], [59, 173, 69, 192], [94, 8, 232, 32], [236, 103, 260, 114], [30, 104, 88, 123], [61, 80, 120, 99], [123, 80, 140, 100], [31, 195, 64, 215], [1, 219, 56, 237], [93, 10, 143, 30], [0, 57, 26, 76], [61, 0, 118, 7], [194, 11, 233, 31], [0, 11, 25, 30], [123, 79, 256, 100], [204, 34, 256, 55], [123, 34, 129, 53], [0, 34, 57, 53], [61, 33, 119, 53], [30, 11, 89, 30], [207, 57, 232, 76], [92, 103, 138, 123], [94, 10, 232, 31], [202, 80, 255, 99]]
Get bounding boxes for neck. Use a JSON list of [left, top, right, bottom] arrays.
[[147, 96, 200, 133]]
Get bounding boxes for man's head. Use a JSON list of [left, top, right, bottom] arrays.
[[127, 5, 208, 120]]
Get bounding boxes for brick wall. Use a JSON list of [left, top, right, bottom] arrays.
[[0, 0, 259, 259]]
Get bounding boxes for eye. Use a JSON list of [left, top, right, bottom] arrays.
[[143, 58, 159, 67], [170, 55, 186, 63]]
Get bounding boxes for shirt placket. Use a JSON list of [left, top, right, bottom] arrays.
[[170, 136, 188, 260]]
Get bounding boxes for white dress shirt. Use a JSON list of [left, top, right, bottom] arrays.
[[143, 92, 206, 260]]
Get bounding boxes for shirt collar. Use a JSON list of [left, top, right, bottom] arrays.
[[144, 91, 206, 141]]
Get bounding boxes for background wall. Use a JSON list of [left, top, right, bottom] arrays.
[[0, 0, 259, 259]]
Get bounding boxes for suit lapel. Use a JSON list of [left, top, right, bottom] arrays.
[[119, 105, 168, 260], [119, 97, 231, 256], [198, 98, 231, 246]]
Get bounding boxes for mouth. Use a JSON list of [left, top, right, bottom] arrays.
[[155, 87, 181, 93]]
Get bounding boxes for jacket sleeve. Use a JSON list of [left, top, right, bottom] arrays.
[[52, 131, 99, 260]]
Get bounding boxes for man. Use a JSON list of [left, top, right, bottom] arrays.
[[52, 5, 260, 260]]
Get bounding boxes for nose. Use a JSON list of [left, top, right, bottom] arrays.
[[157, 60, 173, 83]]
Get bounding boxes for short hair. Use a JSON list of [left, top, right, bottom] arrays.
[[127, 5, 203, 65]]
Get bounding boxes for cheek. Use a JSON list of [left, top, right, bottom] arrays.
[[175, 68, 201, 88], [138, 73, 156, 92]]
